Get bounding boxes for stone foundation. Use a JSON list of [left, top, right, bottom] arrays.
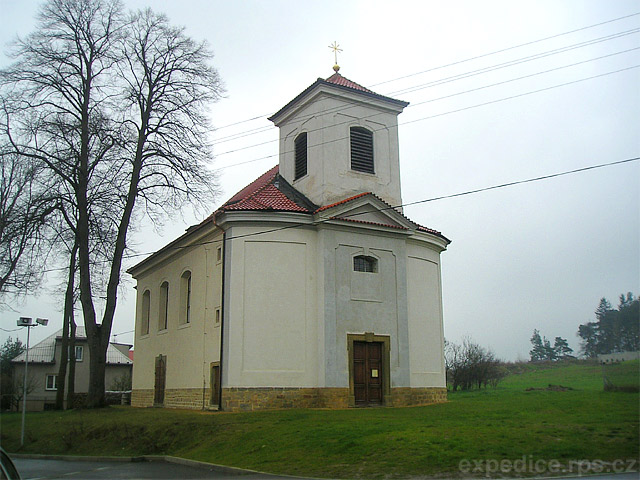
[[132, 388, 212, 409], [131, 389, 154, 407], [222, 387, 349, 412], [132, 386, 446, 411], [390, 387, 447, 406]]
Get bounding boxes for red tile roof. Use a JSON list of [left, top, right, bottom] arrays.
[[328, 217, 408, 230], [325, 73, 374, 93], [315, 192, 370, 213], [269, 73, 408, 123], [219, 165, 312, 213]]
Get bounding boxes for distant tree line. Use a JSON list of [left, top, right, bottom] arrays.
[[529, 292, 639, 362], [529, 330, 573, 362], [578, 293, 639, 357], [445, 338, 506, 391]]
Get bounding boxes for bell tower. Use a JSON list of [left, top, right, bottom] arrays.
[[268, 67, 409, 208]]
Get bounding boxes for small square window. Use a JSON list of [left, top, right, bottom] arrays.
[[45, 374, 58, 391], [354, 255, 377, 273]]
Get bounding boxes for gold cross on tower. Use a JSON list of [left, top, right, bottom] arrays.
[[329, 41, 342, 73]]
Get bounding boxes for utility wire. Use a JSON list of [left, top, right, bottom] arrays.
[[36, 155, 640, 274], [211, 12, 640, 131], [370, 12, 640, 88], [211, 27, 640, 150], [214, 64, 640, 170]]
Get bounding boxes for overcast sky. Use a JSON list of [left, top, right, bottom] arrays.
[[1, 0, 638, 361]]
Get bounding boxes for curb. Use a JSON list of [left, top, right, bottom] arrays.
[[10, 453, 325, 478]]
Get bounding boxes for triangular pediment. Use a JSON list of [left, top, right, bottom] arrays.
[[314, 193, 415, 231]]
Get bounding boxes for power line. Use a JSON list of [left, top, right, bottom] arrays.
[[211, 27, 640, 152], [210, 12, 640, 132], [387, 28, 640, 97], [215, 64, 639, 170], [370, 12, 640, 88], [37, 155, 639, 274]]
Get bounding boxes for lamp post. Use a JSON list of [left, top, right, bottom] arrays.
[[17, 316, 48, 447]]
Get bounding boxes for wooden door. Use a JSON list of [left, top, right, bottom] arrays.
[[210, 363, 220, 406], [353, 341, 383, 406], [154, 354, 166, 406]]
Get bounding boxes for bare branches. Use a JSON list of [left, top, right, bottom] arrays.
[[0, 0, 223, 407], [0, 145, 57, 299]]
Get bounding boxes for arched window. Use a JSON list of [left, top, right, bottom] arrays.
[[353, 255, 378, 273], [180, 271, 192, 324], [141, 290, 150, 335], [294, 132, 307, 180], [159, 281, 169, 330], [350, 127, 374, 173]]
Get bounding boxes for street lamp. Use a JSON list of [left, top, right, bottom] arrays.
[[17, 316, 48, 447]]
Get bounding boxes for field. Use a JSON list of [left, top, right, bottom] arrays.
[[1, 360, 638, 479]]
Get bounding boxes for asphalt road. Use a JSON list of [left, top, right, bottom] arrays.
[[13, 457, 639, 480], [13, 457, 308, 480]]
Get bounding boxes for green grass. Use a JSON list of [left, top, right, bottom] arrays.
[[602, 359, 639, 390], [1, 361, 638, 479]]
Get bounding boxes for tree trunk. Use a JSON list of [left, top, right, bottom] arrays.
[[67, 313, 76, 408], [55, 243, 77, 409]]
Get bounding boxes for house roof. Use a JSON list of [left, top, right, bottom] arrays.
[[268, 72, 408, 123], [12, 327, 133, 365]]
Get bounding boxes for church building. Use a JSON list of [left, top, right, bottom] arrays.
[[128, 67, 450, 411]]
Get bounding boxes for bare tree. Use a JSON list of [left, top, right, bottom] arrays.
[[0, 150, 54, 299], [1, 0, 222, 407]]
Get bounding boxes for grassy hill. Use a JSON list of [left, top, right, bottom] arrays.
[[1, 360, 638, 479]]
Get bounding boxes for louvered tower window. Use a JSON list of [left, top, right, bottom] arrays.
[[294, 132, 307, 180], [350, 126, 374, 174]]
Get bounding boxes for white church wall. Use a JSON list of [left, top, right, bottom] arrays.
[[406, 241, 446, 387], [223, 224, 320, 388], [319, 225, 411, 389], [132, 229, 223, 392]]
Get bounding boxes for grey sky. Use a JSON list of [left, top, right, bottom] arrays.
[[1, 0, 638, 360]]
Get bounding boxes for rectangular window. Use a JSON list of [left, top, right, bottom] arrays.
[[216, 246, 222, 263], [141, 290, 151, 335], [354, 255, 377, 273], [350, 127, 374, 173], [215, 307, 221, 326], [159, 281, 169, 330], [294, 132, 307, 180], [186, 275, 191, 323], [45, 374, 57, 391], [74, 345, 84, 362], [180, 271, 192, 325]]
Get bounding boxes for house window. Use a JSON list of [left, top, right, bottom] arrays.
[[215, 307, 221, 326], [294, 132, 307, 180], [354, 255, 377, 273], [159, 281, 169, 330], [180, 271, 192, 324], [216, 245, 222, 263], [350, 126, 374, 173], [45, 374, 58, 391], [74, 345, 84, 362], [141, 290, 150, 335]]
